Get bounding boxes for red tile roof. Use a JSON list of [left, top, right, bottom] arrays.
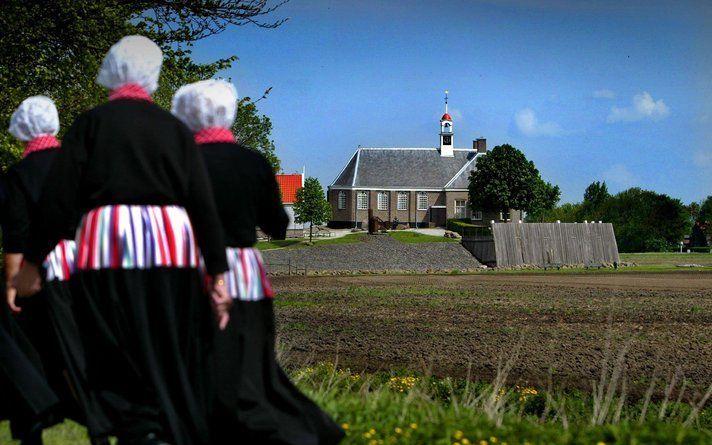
[[276, 174, 303, 204]]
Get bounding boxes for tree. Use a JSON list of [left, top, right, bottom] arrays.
[[468, 144, 560, 218], [699, 196, 712, 224], [687, 201, 701, 223], [526, 178, 561, 222], [534, 202, 583, 223], [293, 177, 331, 242], [232, 98, 280, 173], [0, 0, 286, 171], [602, 188, 689, 252], [689, 223, 708, 248], [580, 181, 611, 222]]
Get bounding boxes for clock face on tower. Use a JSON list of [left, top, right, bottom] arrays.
[[443, 135, 452, 145]]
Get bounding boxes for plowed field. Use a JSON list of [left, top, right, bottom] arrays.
[[272, 272, 712, 398]]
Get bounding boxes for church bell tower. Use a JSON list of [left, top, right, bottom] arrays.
[[439, 90, 454, 157]]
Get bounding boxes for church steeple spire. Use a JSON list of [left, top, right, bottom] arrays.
[[439, 90, 454, 157]]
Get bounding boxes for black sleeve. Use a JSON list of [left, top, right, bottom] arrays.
[[26, 114, 89, 264], [2, 173, 30, 254], [183, 135, 228, 275], [257, 158, 289, 240]]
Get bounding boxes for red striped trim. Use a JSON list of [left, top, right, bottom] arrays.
[[75, 206, 200, 271], [111, 206, 120, 267], [162, 208, 177, 266], [60, 242, 71, 279], [256, 256, 274, 298], [240, 249, 250, 294], [87, 209, 100, 268]]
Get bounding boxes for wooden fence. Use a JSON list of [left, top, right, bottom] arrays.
[[462, 222, 620, 267], [460, 236, 497, 265]]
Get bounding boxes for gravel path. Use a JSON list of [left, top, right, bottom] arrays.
[[262, 234, 482, 274]]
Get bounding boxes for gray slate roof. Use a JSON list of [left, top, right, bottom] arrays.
[[331, 148, 479, 189]]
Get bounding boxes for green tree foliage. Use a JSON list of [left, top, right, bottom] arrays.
[[293, 177, 331, 242], [687, 201, 701, 223], [0, 0, 286, 171], [603, 188, 689, 252], [232, 97, 280, 173], [468, 144, 560, 219], [527, 178, 562, 222], [580, 181, 610, 222], [698, 196, 712, 224], [535, 202, 583, 223], [689, 223, 708, 248]]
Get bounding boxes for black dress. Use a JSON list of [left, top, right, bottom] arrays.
[[199, 141, 344, 445], [2, 149, 88, 437], [1, 172, 60, 442], [26, 99, 228, 445]]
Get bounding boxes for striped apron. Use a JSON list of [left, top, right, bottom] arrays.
[[43, 239, 76, 282], [224, 247, 273, 301], [74, 205, 200, 271]]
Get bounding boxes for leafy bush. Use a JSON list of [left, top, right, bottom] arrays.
[[446, 218, 475, 234], [446, 219, 491, 237]]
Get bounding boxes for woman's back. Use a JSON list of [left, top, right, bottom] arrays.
[[199, 142, 288, 247]]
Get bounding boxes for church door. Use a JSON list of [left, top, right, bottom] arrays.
[[430, 207, 447, 227]]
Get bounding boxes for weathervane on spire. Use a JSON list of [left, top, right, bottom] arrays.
[[444, 89, 449, 113]]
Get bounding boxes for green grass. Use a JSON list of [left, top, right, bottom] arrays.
[[620, 252, 712, 267], [255, 239, 304, 250], [5, 362, 709, 444], [311, 233, 368, 246], [388, 231, 458, 244], [256, 233, 368, 250], [296, 363, 712, 445]]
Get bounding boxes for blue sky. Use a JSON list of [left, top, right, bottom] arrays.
[[192, 0, 711, 204]]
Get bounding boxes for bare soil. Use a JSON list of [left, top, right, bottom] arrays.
[[272, 272, 712, 398]]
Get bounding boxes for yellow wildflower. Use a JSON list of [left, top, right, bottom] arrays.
[[480, 441, 488, 445], [369, 428, 376, 435], [370, 440, 377, 445], [387, 376, 418, 392], [410, 423, 418, 429], [454, 430, 464, 439], [490, 437, 498, 443], [597, 442, 606, 445], [462, 439, 470, 445], [394, 427, 402, 434], [341, 423, 349, 431], [362, 432, 371, 439]]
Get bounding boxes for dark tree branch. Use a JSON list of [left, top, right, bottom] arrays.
[[121, 0, 289, 43]]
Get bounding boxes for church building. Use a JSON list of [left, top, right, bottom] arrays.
[[327, 93, 520, 228]]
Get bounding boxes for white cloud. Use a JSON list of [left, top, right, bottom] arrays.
[[694, 149, 712, 168], [607, 91, 670, 123], [514, 108, 562, 137], [602, 163, 637, 188], [448, 107, 464, 122], [593, 89, 616, 99]]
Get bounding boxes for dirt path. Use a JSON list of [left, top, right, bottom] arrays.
[[272, 272, 712, 398], [272, 272, 712, 291]]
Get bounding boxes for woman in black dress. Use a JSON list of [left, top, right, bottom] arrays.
[[2, 96, 83, 445], [14, 36, 232, 445], [1, 169, 59, 445], [172, 79, 344, 445]]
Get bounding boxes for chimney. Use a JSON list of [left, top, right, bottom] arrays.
[[474, 138, 487, 153]]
